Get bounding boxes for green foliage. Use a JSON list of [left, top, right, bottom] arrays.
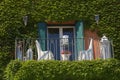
[[4, 60, 22, 80], [0, 52, 11, 80], [4, 59, 120, 80], [1, 0, 120, 79], [0, 0, 120, 59]]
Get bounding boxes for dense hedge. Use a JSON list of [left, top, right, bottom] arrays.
[[4, 59, 120, 80], [0, 52, 11, 80], [4, 60, 22, 80]]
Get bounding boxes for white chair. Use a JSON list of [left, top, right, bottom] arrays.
[[78, 38, 93, 60], [35, 40, 54, 60]]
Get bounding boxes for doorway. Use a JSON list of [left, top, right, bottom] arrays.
[[47, 26, 75, 60]]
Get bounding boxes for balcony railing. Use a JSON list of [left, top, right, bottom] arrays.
[[15, 37, 114, 61]]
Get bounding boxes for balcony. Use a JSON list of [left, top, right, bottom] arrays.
[[15, 37, 114, 61]]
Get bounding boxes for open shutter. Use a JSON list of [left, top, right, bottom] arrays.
[[38, 22, 47, 51], [75, 21, 84, 59]]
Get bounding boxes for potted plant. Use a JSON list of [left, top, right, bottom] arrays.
[[61, 50, 71, 61]]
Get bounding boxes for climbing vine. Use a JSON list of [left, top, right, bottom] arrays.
[[0, 0, 120, 59]]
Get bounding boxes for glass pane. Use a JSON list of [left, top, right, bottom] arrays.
[[48, 28, 59, 39], [48, 28, 60, 60], [63, 28, 74, 38], [63, 28, 74, 60]]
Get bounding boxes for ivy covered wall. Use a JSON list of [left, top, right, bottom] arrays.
[[0, 0, 120, 59]]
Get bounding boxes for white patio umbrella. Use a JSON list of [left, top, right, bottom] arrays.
[[100, 35, 111, 59]]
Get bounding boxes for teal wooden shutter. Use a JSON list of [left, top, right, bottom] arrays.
[[75, 21, 84, 59], [38, 22, 47, 51]]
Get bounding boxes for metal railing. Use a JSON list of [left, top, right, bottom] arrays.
[[15, 38, 114, 61]]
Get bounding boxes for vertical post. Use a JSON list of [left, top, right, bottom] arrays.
[[15, 38, 17, 59]]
